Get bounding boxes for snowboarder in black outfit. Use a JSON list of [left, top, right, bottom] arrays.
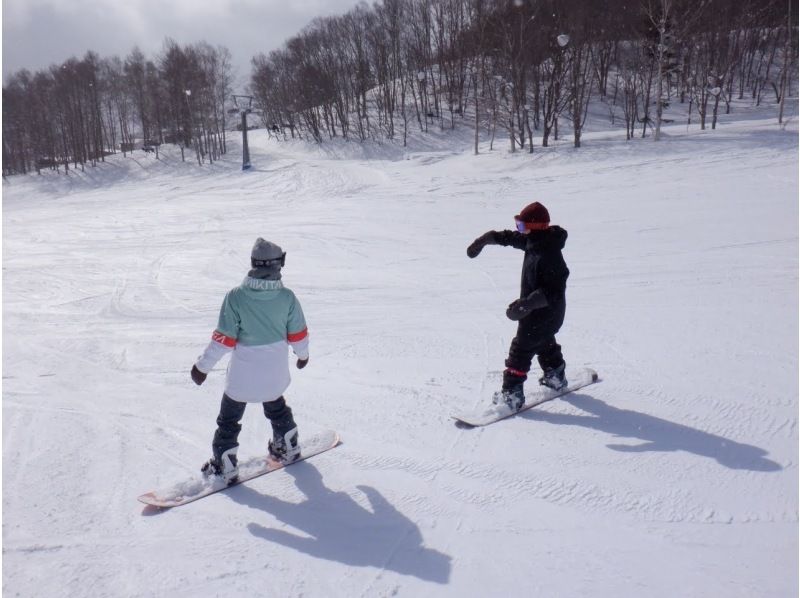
[[467, 201, 569, 410]]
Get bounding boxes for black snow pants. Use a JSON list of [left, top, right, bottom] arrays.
[[503, 314, 565, 390], [212, 394, 296, 458]]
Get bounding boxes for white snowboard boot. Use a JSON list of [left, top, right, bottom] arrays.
[[201, 447, 239, 484], [268, 427, 300, 463]]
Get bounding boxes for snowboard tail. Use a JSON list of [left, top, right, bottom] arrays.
[[138, 429, 340, 508], [452, 368, 599, 427]]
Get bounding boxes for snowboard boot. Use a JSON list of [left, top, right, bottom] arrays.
[[492, 384, 526, 411], [268, 427, 300, 463], [539, 363, 567, 391], [264, 396, 300, 463], [201, 447, 239, 484], [494, 368, 527, 411]]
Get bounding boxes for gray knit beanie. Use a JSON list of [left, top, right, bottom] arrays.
[[249, 238, 285, 280]]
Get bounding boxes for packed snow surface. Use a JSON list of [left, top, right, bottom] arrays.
[[3, 105, 798, 597]]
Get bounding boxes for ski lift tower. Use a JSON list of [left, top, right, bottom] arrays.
[[231, 95, 254, 170]]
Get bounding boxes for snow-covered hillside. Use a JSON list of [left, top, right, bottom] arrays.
[[3, 102, 798, 597]]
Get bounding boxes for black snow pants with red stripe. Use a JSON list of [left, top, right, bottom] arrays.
[[502, 303, 566, 390]]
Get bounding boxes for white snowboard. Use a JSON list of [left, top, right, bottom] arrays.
[[138, 429, 340, 508], [452, 368, 599, 427]]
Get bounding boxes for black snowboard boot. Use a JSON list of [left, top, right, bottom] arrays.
[[493, 385, 525, 411], [539, 363, 567, 391], [494, 368, 527, 411]]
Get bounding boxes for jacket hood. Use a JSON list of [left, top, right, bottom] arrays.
[[240, 277, 285, 299], [528, 225, 568, 250]]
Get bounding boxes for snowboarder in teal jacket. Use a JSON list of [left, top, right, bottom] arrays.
[[191, 238, 309, 482]]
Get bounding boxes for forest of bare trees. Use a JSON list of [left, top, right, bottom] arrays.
[[251, 0, 796, 152], [3, 40, 234, 175], [3, 0, 796, 176]]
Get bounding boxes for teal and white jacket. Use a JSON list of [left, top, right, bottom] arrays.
[[195, 277, 309, 403]]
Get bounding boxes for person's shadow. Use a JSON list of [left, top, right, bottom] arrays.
[[228, 463, 451, 584], [523, 393, 782, 472]]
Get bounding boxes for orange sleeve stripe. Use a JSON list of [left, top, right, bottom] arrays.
[[287, 328, 308, 343], [212, 330, 237, 347]]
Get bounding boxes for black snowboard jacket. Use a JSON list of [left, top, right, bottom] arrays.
[[489, 226, 569, 331]]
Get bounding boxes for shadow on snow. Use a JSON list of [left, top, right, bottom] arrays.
[[523, 393, 782, 472], [227, 462, 452, 584]]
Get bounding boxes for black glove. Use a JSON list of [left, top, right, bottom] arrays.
[[297, 357, 309, 369], [191, 365, 207, 386], [506, 290, 548, 321], [466, 232, 495, 258]]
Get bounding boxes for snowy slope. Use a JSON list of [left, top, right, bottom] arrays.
[[3, 103, 798, 597]]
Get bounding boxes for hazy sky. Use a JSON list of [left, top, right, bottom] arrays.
[[2, 0, 364, 85]]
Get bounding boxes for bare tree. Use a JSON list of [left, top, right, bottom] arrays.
[[643, 0, 711, 140]]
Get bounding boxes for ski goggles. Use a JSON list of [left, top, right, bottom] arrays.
[[251, 252, 286, 268], [515, 219, 549, 232]]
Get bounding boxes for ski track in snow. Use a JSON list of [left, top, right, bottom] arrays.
[[3, 102, 798, 598]]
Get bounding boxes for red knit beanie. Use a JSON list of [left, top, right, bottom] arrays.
[[515, 202, 550, 230]]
